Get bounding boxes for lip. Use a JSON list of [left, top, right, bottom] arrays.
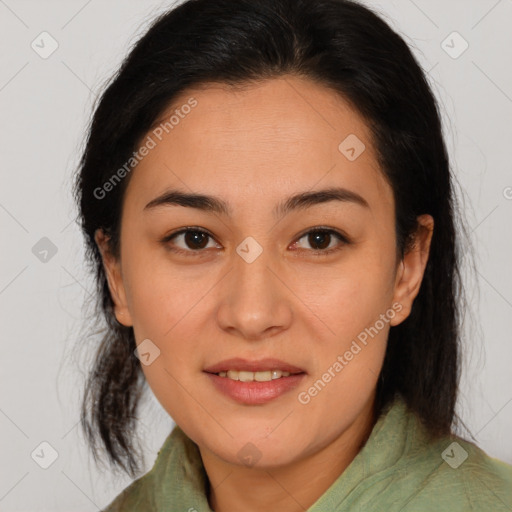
[[203, 357, 306, 374], [205, 372, 306, 405]]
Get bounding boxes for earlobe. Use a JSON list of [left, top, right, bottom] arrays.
[[390, 214, 434, 327], [94, 229, 133, 327]]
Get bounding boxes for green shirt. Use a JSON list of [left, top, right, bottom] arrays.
[[103, 395, 512, 511]]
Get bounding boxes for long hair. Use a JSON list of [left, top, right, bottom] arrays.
[[73, 0, 471, 477]]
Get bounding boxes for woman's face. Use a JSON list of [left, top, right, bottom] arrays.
[[97, 75, 433, 469]]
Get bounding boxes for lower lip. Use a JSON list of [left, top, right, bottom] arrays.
[[205, 372, 306, 405]]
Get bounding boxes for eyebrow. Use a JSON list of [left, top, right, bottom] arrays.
[[143, 186, 370, 217]]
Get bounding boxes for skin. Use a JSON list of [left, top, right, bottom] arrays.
[[95, 75, 434, 512]]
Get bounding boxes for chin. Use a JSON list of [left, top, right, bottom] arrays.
[[208, 431, 306, 469]]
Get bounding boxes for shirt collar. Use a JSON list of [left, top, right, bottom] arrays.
[[149, 394, 414, 511]]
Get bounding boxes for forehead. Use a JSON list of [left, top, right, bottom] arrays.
[[123, 75, 393, 216]]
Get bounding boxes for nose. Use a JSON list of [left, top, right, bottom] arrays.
[[215, 243, 293, 341]]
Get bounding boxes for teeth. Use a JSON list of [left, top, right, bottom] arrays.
[[217, 370, 291, 381]]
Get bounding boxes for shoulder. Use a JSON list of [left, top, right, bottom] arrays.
[[361, 396, 512, 510], [102, 476, 152, 511], [395, 410, 512, 510], [101, 451, 165, 512], [101, 428, 180, 512], [101, 425, 209, 512], [432, 435, 512, 509]]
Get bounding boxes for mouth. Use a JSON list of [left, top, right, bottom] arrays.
[[203, 357, 306, 380], [205, 370, 306, 406], [203, 357, 306, 404], [213, 369, 300, 382]]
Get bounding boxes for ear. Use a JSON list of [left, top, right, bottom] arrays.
[[390, 214, 434, 327], [94, 228, 133, 327]]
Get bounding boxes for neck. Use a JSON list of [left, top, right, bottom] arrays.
[[199, 395, 376, 512]]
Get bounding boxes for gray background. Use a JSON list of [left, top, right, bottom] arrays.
[[1, 0, 511, 510]]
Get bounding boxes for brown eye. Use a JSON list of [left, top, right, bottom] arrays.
[[183, 230, 210, 249], [293, 228, 349, 254], [307, 231, 331, 250], [164, 228, 220, 253]]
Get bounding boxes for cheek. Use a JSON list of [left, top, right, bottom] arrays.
[[290, 251, 396, 398], [122, 247, 214, 338], [122, 249, 216, 387], [137, 356, 196, 430], [289, 249, 396, 335]]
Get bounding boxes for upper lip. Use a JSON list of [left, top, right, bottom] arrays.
[[204, 357, 306, 374]]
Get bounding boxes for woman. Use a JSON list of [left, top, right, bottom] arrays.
[[73, 0, 512, 510]]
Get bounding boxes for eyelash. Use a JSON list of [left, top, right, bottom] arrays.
[[160, 226, 350, 257]]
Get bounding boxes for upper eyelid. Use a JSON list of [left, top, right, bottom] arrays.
[[294, 226, 347, 241], [168, 227, 217, 240], [165, 228, 220, 248]]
